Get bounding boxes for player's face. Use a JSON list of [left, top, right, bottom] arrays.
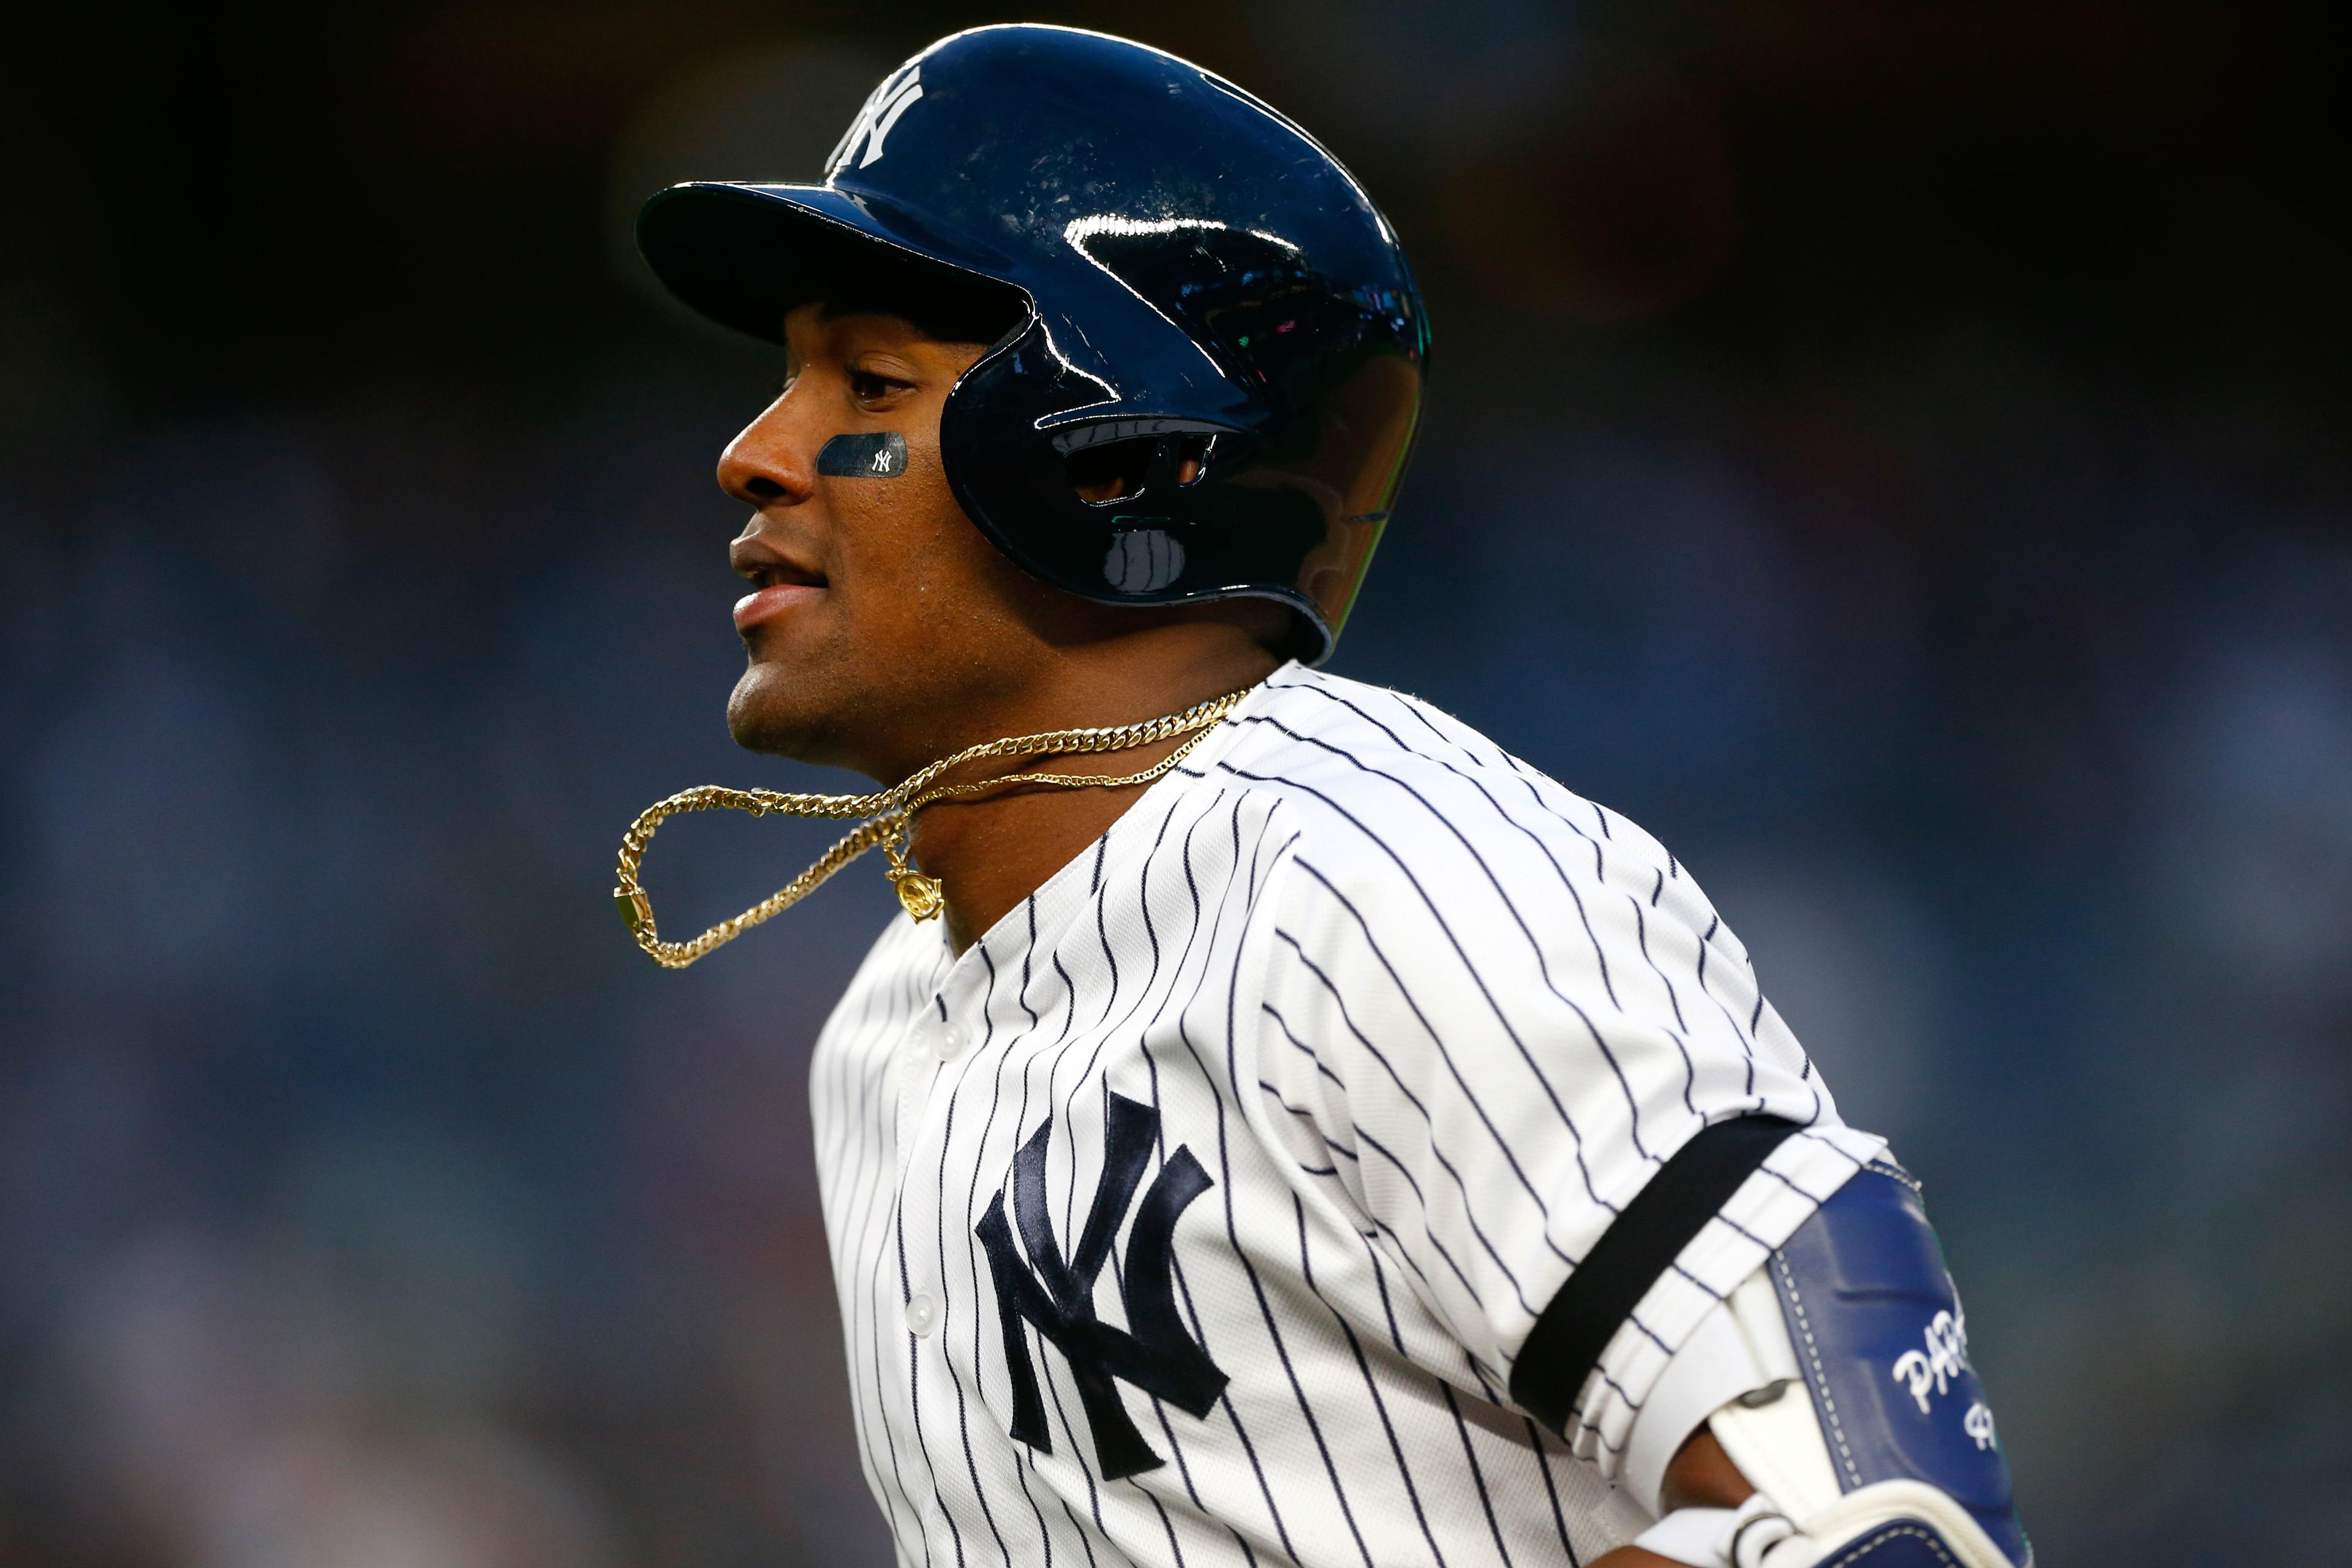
[[717, 303, 1082, 779]]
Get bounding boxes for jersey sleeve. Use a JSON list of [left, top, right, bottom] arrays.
[[1240, 774, 1884, 1464]]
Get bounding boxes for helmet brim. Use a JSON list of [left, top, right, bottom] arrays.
[[636, 181, 1023, 345]]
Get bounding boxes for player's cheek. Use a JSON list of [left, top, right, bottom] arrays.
[[873, 458, 968, 581], [811, 487, 921, 654]]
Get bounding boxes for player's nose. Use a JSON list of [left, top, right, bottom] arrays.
[[717, 397, 816, 510]]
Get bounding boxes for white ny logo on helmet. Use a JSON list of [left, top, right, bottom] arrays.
[[829, 65, 924, 172]]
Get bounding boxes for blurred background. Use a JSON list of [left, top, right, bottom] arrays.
[[2, 1, 2347, 1562]]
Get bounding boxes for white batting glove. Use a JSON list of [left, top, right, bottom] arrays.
[[1630, 1493, 1810, 1568]]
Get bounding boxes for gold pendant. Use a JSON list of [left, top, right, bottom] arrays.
[[893, 870, 945, 922], [881, 818, 944, 922]]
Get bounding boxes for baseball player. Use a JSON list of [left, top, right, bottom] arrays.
[[622, 25, 2029, 1568]]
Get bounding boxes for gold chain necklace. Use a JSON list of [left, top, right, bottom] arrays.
[[612, 685, 1253, 968]]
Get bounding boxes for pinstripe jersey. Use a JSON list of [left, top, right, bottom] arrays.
[[809, 664, 1888, 1568]]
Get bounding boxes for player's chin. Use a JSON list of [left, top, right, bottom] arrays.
[[724, 660, 843, 764]]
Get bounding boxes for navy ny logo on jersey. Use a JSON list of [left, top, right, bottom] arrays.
[[976, 1093, 1228, 1479]]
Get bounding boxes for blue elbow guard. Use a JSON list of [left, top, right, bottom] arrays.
[[1742, 1163, 2032, 1566]]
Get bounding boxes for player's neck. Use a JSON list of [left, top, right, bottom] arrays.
[[907, 638, 1276, 954]]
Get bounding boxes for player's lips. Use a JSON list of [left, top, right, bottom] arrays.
[[732, 559, 828, 632]]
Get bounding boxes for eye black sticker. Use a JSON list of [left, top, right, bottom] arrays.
[[817, 432, 909, 478]]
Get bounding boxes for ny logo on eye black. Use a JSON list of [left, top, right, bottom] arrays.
[[976, 1093, 1228, 1479]]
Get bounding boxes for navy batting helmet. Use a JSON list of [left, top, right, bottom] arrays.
[[637, 24, 1429, 663]]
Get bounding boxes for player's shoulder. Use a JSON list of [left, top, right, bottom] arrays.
[[1215, 666, 1686, 906], [1211, 667, 1743, 970], [1221, 665, 1518, 795]]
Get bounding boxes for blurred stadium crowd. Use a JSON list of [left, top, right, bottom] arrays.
[[2, 2, 2346, 1564]]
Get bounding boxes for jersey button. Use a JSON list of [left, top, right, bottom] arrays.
[[904, 1293, 938, 1337], [933, 1024, 967, 1061]]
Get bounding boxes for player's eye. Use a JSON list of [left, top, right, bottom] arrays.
[[850, 369, 912, 404]]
